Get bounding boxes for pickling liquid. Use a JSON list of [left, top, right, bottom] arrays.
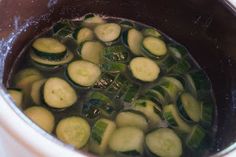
[[9, 14, 216, 157]]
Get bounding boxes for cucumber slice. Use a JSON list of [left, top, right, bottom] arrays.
[[30, 79, 46, 105], [56, 117, 90, 149], [142, 28, 161, 37], [7, 88, 23, 107], [80, 41, 104, 64], [73, 27, 94, 44], [115, 111, 148, 131], [109, 127, 144, 155], [129, 57, 160, 82], [67, 60, 101, 87], [93, 73, 116, 90], [177, 92, 201, 122], [146, 85, 167, 106], [185, 70, 210, 97], [103, 45, 130, 63], [82, 99, 115, 119], [83, 14, 105, 27], [186, 125, 206, 150], [119, 20, 135, 29], [15, 68, 43, 99], [145, 128, 182, 157], [122, 84, 139, 103], [101, 61, 126, 73], [95, 23, 121, 42], [32, 38, 67, 60], [124, 28, 143, 55], [168, 44, 188, 60], [89, 118, 116, 155], [132, 99, 162, 125], [200, 102, 213, 127], [24, 106, 55, 133], [159, 76, 184, 102], [163, 104, 192, 133], [142, 36, 167, 58], [43, 77, 77, 108], [30, 51, 74, 66]]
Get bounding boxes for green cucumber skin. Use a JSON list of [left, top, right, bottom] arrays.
[[103, 45, 130, 63], [163, 112, 178, 127], [186, 125, 206, 150], [176, 96, 193, 122], [91, 120, 108, 144], [32, 48, 67, 61]]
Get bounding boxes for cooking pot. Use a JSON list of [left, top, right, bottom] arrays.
[[0, 0, 236, 156]]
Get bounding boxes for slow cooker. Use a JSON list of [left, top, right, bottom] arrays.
[[0, 0, 236, 156]]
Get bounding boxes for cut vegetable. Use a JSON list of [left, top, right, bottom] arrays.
[[89, 119, 116, 155], [115, 110, 148, 131], [156, 54, 178, 72], [145, 128, 182, 157], [109, 127, 144, 155], [103, 45, 130, 63], [74, 27, 94, 44], [186, 125, 206, 150], [56, 117, 90, 149], [142, 28, 161, 37], [132, 99, 162, 125], [95, 23, 121, 42], [24, 106, 55, 133], [129, 57, 160, 82], [7, 88, 23, 107], [177, 92, 201, 122], [163, 104, 192, 133], [83, 14, 105, 26], [30, 51, 74, 66], [30, 79, 46, 105], [80, 41, 104, 64], [32, 38, 67, 60], [168, 44, 188, 60], [67, 60, 101, 87], [43, 77, 77, 108], [146, 85, 167, 106], [142, 36, 167, 58], [124, 28, 143, 55]]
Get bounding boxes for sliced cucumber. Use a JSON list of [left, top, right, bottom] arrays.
[[145, 128, 182, 157], [82, 99, 114, 119], [93, 73, 116, 90], [122, 84, 139, 103], [15, 68, 43, 99], [109, 126, 144, 155], [129, 57, 160, 82], [67, 60, 101, 87], [73, 27, 94, 44], [30, 51, 74, 66], [56, 117, 90, 149], [168, 44, 188, 60], [103, 45, 130, 63], [186, 125, 206, 150], [30, 79, 46, 105], [124, 28, 143, 55], [24, 106, 55, 133], [185, 70, 210, 97], [83, 14, 105, 27], [132, 99, 162, 125], [115, 110, 148, 131], [177, 92, 201, 122], [7, 88, 23, 107], [142, 28, 161, 37], [163, 104, 192, 133], [119, 20, 135, 29], [101, 61, 126, 73], [95, 23, 121, 42], [32, 38, 67, 60], [200, 102, 213, 127], [89, 118, 116, 155], [80, 41, 104, 64], [142, 36, 167, 58], [146, 86, 167, 106], [158, 76, 184, 102], [43, 77, 77, 108]]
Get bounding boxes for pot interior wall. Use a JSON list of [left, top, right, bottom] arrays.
[[1, 0, 236, 156]]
